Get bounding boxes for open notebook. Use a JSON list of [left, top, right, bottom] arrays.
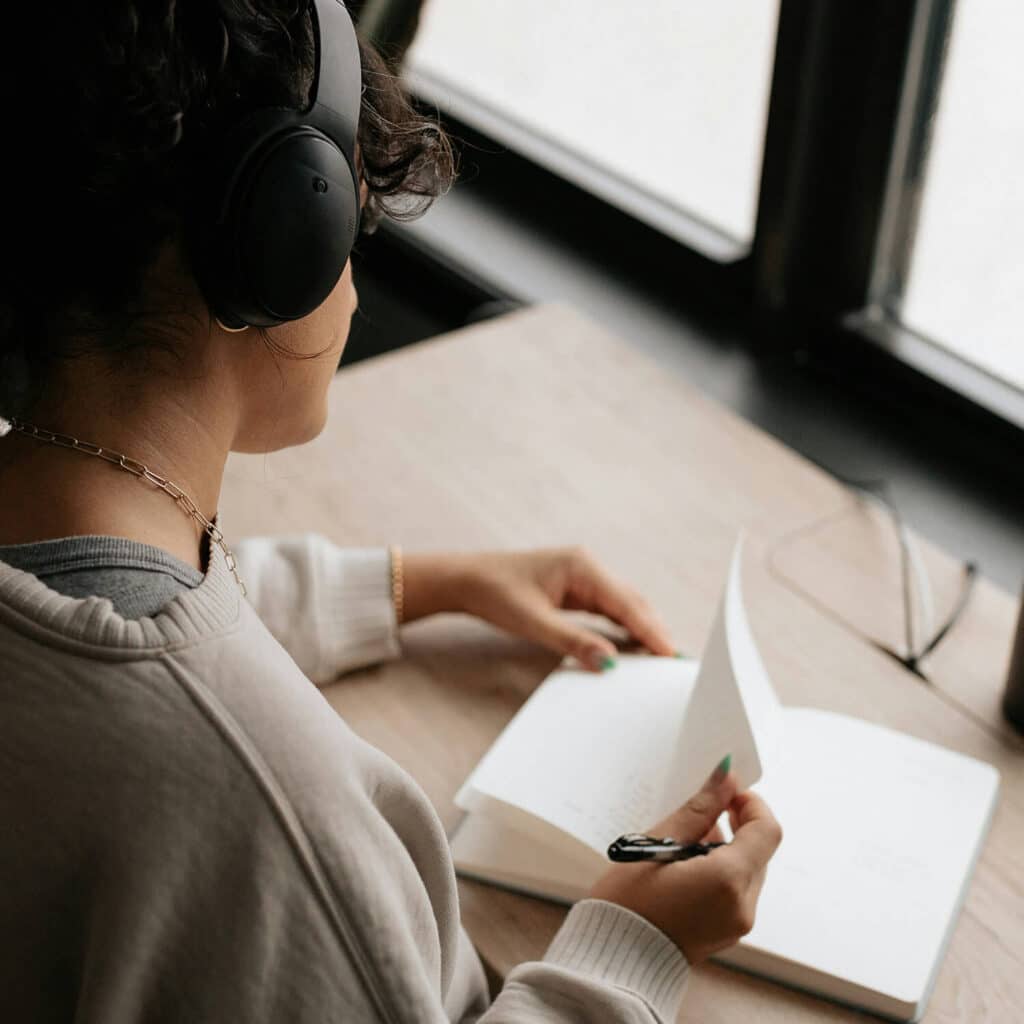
[[450, 543, 1000, 1022]]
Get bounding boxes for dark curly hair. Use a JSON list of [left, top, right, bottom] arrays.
[[0, 0, 454, 416]]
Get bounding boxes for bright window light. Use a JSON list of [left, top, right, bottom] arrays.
[[901, 0, 1024, 391], [406, 1, 780, 247]]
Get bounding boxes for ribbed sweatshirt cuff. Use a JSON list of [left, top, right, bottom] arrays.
[[317, 546, 401, 678], [544, 899, 689, 1022]]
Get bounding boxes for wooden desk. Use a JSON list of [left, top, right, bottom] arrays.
[[221, 304, 1023, 1023]]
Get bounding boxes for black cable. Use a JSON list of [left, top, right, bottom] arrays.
[[917, 561, 978, 661], [797, 460, 979, 677], [764, 483, 1013, 746]]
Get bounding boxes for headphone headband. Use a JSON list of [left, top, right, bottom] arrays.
[[308, 0, 362, 172]]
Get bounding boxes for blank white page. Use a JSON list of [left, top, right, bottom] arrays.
[[664, 539, 780, 810], [743, 707, 999, 1004], [456, 655, 697, 854]]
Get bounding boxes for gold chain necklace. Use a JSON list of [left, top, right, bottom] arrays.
[[1, 416, 247, 596]]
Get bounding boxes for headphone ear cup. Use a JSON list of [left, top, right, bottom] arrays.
[[199, 126, 360, 328]]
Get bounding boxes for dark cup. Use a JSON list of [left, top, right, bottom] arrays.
[[1003, 590, 1024, 733]]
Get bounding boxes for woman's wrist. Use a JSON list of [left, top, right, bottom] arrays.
[[399, 551, 475, 624]]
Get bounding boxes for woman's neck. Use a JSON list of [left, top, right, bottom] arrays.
[[0, 382, 233, 573]]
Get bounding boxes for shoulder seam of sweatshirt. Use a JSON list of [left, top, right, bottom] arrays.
[[160, 651, 401, 1024], [0, 523, 402, 1023]]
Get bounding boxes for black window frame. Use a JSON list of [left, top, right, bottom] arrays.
[[393, 0, 1024, 444]]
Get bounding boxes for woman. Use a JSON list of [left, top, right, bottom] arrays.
[[0, 2, 781, 1021]]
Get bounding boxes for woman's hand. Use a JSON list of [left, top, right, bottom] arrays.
[[401, 547, 676, 671], [589, 762, 783, 964]]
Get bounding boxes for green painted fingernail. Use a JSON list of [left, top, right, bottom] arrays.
[[673, 650, 690, 659], [601, 655, 617, 671], [713, 754, 732, 781]]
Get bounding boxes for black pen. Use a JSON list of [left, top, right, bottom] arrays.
[[607, 833, 728, 863]]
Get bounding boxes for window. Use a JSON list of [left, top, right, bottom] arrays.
[[386, 0, 1024, 431], [404, 0, 780, 259], [897, 0, 1024, 393], [868, 0, 1024, 403]]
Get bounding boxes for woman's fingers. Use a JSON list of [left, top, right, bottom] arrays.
[[657, 775, 780, 912], [506, 594, 619, 672], [701, 822, 727, 844], [649, 758, 738, 843], [590, 772, 781, 965], [452, 547, 677, 668], [565, 550, 676, 656], [720, 790, 784, 880]]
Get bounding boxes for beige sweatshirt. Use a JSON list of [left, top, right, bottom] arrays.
[[0, 528, 689, 1022]]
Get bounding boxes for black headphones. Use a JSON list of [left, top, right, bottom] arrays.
[[188, 0, 362, 330]]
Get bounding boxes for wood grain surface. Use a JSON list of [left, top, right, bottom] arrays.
[[220, 303, 1024, 1023]]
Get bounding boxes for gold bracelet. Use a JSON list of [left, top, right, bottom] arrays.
[[389, 544, 404, 625]]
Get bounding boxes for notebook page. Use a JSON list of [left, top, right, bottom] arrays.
[[456, 655, 698, 854], [744, 707, 999, 1002], [661, 539, 781, 812]]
